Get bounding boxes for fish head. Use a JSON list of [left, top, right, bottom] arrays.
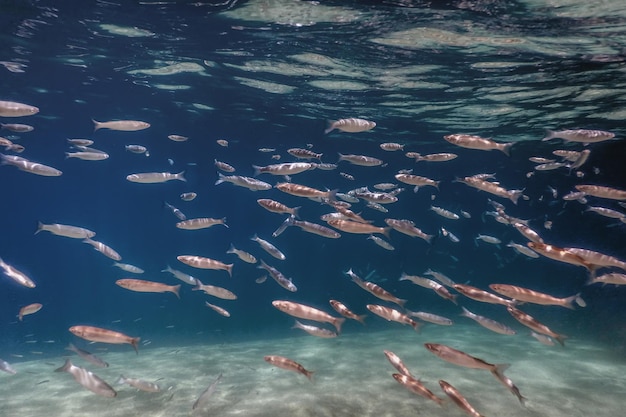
[[424, 343, 442, 354]]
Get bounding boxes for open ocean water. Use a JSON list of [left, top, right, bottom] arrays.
[[1, 0, 626, 416]]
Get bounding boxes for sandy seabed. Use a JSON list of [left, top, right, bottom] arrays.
[[1, 324, 625, 417]]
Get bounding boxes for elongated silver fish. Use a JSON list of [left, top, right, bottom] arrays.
[[66, 343, 109, 368], [55, 359, 116, 397], [193, 373, 223, 410]]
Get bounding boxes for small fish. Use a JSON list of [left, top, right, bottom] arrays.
[[0, 100, 39, 117], [69, 325, 140, 354], [113, 262, 144, 274], [193, 373, 223, 410], [55, 359, 117, 397], [380, 142, 404, 151], [227, 244, 257, 264], [127, 172, 186, 184], [444, 134, 513, 156], [125, 144, 147, 154], [264, 355, 313, 381], [325, 117, 375, 134], [367, 235, 395, 250], [292, 320, 337, 338], [393, 373, 444, 406], [168, 134, 188, 142], [176, 217, 227, 230], [0, 359, 17, 375], [66, 343, 109, 368], [18, 303, 42, 321], [459, 306, 516, 335], [161, 265, 197, 286], [116, 278, 181, 299], [439, 380, 485, 417], [272, 300, 344, 332], [329, 300, 366, 325], [0, 257, 36, 288], [543, 129, 615, 143], [93, 119, 150, 132], [177, 255, 233, 277], [1, 123, 34, 132], [180, 192, 197, 201], [251, 235, 286, 261], [117, 375, 161, 392], [216, 139, 228, 147], [205, 302, 231, 317]]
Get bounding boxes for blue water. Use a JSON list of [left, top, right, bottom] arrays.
[[1, 0, 626, 367]]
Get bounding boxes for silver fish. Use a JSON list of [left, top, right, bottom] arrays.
[[55, 359, 117, 397]]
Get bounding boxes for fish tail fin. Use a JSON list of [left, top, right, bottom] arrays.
[[324, 120, 336, 134], [227, 244, 235, 254], [500, 142, 514, 156], [411, 320, 422, 333], [334, 317, 346, 334], [509, 190, 523, 205], [131, 337, 141, 355], [292, 206, 301, 219], [563, 293, 584, 309], [54, 359, 72, 373], [214, 172, 225, 185], [92, 119, 102, 131], [34, 221, 44, 235], [252, 165, 262, 176], [225, 264, 233, 278], [382, 227, 392, 239], [221, 217, 229, 228], [555, 334, 567, 347], [305, 370, 315, 382], [327, 189, 338, 203], [450, 294, 459, 305], [161, 264, 172, 273], [116, 375, 126, 385], [425, 234, 435, 244], [397, 298, 408, 308], [172, 284, 181, 299], [176, 171, 186, 182], [542, 129, 556, 141], [356, 314, 367, 325]]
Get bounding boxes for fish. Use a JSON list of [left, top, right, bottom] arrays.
[[66, 343, 109, 368], [287, 148, 322, 160], [113, 262, 144, 274], [1, 123, 34, 132], [347, 268, 407, 307], [257, 198, 301, 217], [216, 139, 228, 147], [164, 201, 187, 221], [587, 272, 626, 286], [65, 151, 109, 161], [393, 373, 444, 406], [0, 100, 39, 117], [257, 259, 297, 292], [575, 184, 626, 201], [251, 235, 286, 261], [337, 153, 383, 167], [18, 303, 42, 321], [527, 242, 595, 272], [116, 375, 161, 392], [367, 235, 395, 250], [272, 300, 344, 333], [586, 206, 625, 219], [325, 117, 375, 134], [506, 241, 539, 258], [489, 284, 583, 309], [264, 355, 313, 381], [511, 223, 544, 244], [543, 129, 615, 143], [176, 217, 228, 230], [453, 284, 514, 306], [394, 173, 440, 189], [55, 359, 117, 397], [116, 278, 181, 299], [367, 304, 421, 331], [326, 219, 388, 238], [0, 257, 36, 288], [459, 306, 516, 335], [93, 119, 150, 131], [69, 325, 141, 354], [380, 142, 404, 151], [167, 134, 188, 142], [292, 320, 338, 338], [399, 273, 458, 304], [506, 306, 567, 346], [439, 380, 485, 417], [177, 255, 233, 277], [430, 206, 460, 220], [275, 182, 336, 200], [423, 269, 456, 287], [475, 234, 501, 244], [384, 219, 433, 242], [67, 138, 94, 146], [215, 172, 271, 191], [278, 215, 341, 239], [205, 302, 231, 317], [444, 134, 513, 155], [424, 343, 509, 376], [353, 189, 398, 204], [126, 171, 186, 183], [227, 244, 257, 264], [384, 351, 414, 378], [214, 159, 236, 172], [125, 144, 148, 154], [0, 153, 62, 176], [0, 359, 17, 375], [193, 279, 237, 300], [329, 300, 366, 324], [180, 192, 197, 201], [83, 238, 122, 261], [456, 176, 523, 204], [253, 162, 313, 176], [35, 222, 95, 239], [161, 265, 196, 285], [410, 152, 458, 162], [192, 373, 223, 410], [408, 311, 453, 326]]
